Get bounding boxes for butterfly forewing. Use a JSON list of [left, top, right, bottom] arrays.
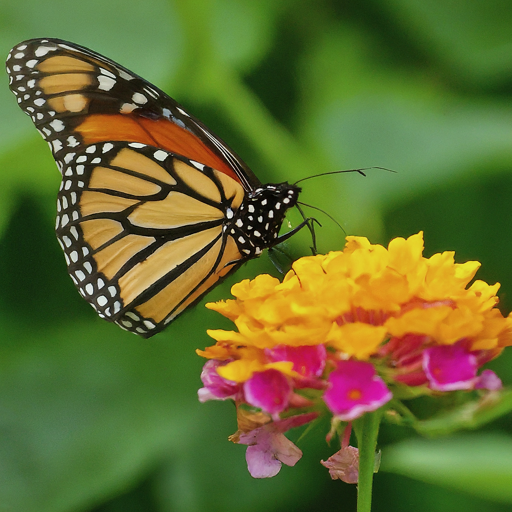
[[6, 38, 259, 188], [6, 38, 302, 337]]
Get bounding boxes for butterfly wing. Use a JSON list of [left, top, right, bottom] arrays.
[[55, 141, 246, 337], [6, 38, 258, 337], [6, 38, 260, 190]]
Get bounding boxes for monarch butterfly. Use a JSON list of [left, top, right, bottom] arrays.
[[6, 38, 307, 338]]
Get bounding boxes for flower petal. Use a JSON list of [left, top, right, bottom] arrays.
[[475, 369, 502, 390], [244, 369, 292, 415], [327, 323, 387, 359], [200, 359, 240, 399], [265, 344, 327, 378], [423, 344, 477, 391], [323, 360, 392, 421], [244, 432, 302, 478], [321, 446, 360, 483]]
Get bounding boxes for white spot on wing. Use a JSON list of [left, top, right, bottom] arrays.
[[118, 69, 133, 81], [98, 75, 116, 91], [97, 295, 108, 307], [132, 92, 148, 105], [120, 103, 137, 113], [49, 119, 65, 132], [190, 160, 204, 170], [99, 67, 116, 78], [67, 136, 79, 148], [52, 139, 63, 152], [35, 46, 53, 57], [153, 150, 167, 161]]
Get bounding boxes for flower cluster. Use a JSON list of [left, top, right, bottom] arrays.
[[197, 232, 512, 479]]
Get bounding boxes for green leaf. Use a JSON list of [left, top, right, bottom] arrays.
[[298, 26, 512, 236], [211, 0, 285, 72], [384, 390, 512, 437], [0, 321, 203, 512], [0, 0, 182, 156], [383, 0, 512, 87], [382, 434, 512, 503], [413, 390, 512, 437]]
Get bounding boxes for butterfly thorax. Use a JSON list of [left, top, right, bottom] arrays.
[[228, 182, 301, 257]]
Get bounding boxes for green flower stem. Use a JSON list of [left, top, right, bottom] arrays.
[[354, 411, 383, 512]]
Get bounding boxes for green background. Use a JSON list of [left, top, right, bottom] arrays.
[[1, 0, 512, 510]]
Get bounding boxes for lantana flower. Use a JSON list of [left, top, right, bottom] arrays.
[[197, 232, 512, 480]]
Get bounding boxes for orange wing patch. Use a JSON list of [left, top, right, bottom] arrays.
[[173, 159, 222, 203], [135, 237, 225, 322], [80, 191, 139, 217], [80, 218, 124, 250], [213, 170, 245, 209], [37, 55, 96, 73], [148, 234, 243, 324], [76, 114, 240, 182], [88, 166, 162, 196], [39, 73, 93, 95], [48, 93, 89, 114], [110, 149, 177, 185], [128, 192, 223, 229], [93, 234, 155, 280], [118, 226, 223, 307], [37, 57, 96, 114]]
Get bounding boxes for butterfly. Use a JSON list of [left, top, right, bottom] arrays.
[[6, 38, 307, 338]]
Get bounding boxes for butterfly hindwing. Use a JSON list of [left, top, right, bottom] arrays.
[[56, 140, 246, 337]]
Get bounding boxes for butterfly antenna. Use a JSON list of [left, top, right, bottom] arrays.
[[295, 202, 319, 255], [297, 201, 346, 234], [294, 166, 395, 186]]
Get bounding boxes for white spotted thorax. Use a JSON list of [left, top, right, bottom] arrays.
[[6, 38, 306, 337], [230, 184, 301, 257]]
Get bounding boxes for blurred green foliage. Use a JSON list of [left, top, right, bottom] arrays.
[[1, 0, 512, 511]]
